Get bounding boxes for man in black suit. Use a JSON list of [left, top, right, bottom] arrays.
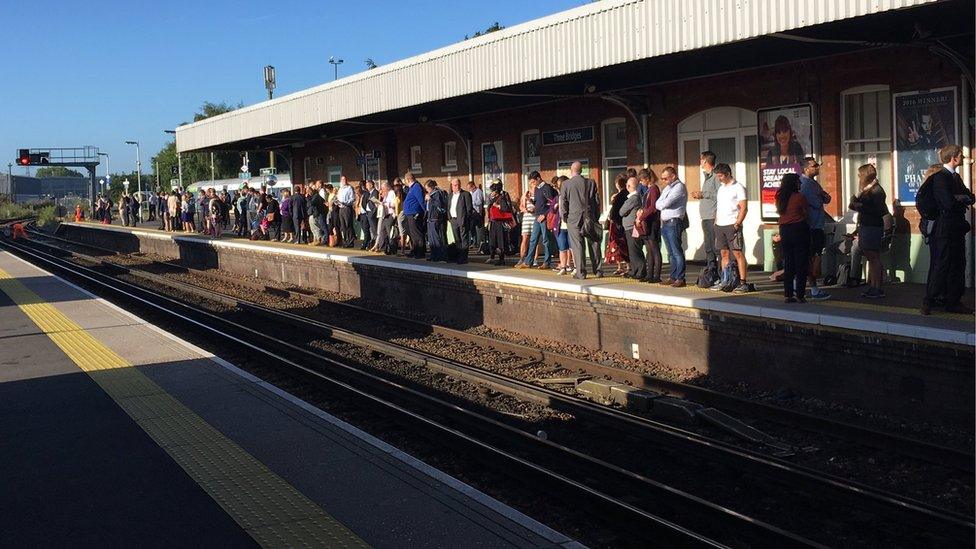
[[560, 161, 602, 279], [448, 178, 474, 264], [922, 144, 974, 315]]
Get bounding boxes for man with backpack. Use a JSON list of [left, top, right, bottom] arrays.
[[799, 157, 832, 300], [919, 144, 974, 315], [709, 163, 752, 293], [519, 171, 557, 269]]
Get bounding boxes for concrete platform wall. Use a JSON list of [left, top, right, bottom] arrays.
[[59, 224, 975, 426]]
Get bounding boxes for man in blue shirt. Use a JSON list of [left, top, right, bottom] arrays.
[[517, 171, 556, 269], [656, 166, 688, 286], [799, 157, 831, 300], [402, 171, 427, 258], [336, 176, 356, 248]]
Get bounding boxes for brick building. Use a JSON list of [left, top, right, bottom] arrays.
[[177, 0, 974, 281]]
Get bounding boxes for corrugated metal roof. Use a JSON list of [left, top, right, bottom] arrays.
[[176, 0, 937, 152]]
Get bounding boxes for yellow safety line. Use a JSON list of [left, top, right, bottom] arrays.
[[0, 268, 369, 549]]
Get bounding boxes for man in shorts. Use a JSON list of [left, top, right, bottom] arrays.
[[799, 157, 831, 300], [711, 163, 751, 293]]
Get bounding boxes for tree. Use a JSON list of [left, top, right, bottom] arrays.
[[465, 21, 504, 40], [34, 166, 84, 178], [365, 58, 378, 70], [150, 101, 248, 191]]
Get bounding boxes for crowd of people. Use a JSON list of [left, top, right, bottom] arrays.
[[89, 144, 972, 314]]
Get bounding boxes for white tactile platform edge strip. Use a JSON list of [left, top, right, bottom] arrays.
[[65, 223, 974, 346], [6, 251, 581, 548]]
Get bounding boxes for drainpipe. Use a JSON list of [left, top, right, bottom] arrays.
[[641, 113, 649, 169], [962, 76, 973, 287]]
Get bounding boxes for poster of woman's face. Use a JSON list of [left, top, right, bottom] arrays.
[[759, 106, 813, 167], [757, 104, 815, 221]]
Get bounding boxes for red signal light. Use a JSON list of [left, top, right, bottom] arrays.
[[17, 149, 30, 166]]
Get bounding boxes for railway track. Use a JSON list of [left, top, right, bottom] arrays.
[[2, 233, 826, 548], [9, 230, 975, 547]]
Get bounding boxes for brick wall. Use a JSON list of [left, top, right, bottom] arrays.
[[290, 46, 969, 233]]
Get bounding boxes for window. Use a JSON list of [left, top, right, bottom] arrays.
[[410, 146, 422, 172], [327, 166, 342, 185], [677, 107, 758, 197], [841, 86, 892, 204], [677, 107, 761, 264], [601, 119, 628, 207], [303, 157, 312, 184], [521, 130, 540, 190], [442, 141, 457, 171]]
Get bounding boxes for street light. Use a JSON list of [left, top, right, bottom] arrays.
[[329, 56, 343, 81], [97, 152, 110, 184], [164, 129, 182, 189], [6, 162, 12, 203], [264, 65, 276, 170], [124, 140, 142, 221]]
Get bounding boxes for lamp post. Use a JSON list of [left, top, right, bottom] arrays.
[[264, 65, 276, 170], [124, 140, 142, 220], [329, 56, 343, 81], [6, 162, 12, 202], [164, 130, 181, 189]]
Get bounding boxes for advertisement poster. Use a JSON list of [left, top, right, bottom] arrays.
[[757, 104, 815, 221], [893, 87, 957, 205], [482, 141, 504, 188]]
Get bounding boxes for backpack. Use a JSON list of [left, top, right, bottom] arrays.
[[915, 177, 938, 220], [720, 257, 740, 291], [835, 263, 851, 287], [545, 196, 560, 231], [696, 259, 719, 288]]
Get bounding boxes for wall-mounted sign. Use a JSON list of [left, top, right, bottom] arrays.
[[556, 159, 590, 178], [893, 87, 957, 205], [543, 126, 594, 146], [482, 141, 504, 188], [757, 103, 815, 221]]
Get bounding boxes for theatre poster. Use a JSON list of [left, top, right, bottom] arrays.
[[893, 87, 957, 205]]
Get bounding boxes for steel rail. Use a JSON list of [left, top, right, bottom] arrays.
[[16, 234, 974, 546]]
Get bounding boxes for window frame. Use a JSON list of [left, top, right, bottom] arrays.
[[441, 141, 457, 172], [839, 85, 892, 206], [410, 145, 422, 172], [600, 118, 628, 208]]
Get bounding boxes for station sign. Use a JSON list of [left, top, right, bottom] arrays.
[[542, 126, 594, 146]]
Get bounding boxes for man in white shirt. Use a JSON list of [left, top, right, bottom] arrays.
[[448, 178, 474, 264], [711, 163, 751, 293], [467, 181, 485, 250], [336, 176, 356, 248]]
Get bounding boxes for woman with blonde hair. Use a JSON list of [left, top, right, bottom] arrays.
[[848, 163, 889, 298], [515, 178, 538, 267]]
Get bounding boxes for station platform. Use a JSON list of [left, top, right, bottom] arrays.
[[65, 221, 974, 346], [0, 250, 577, 548]]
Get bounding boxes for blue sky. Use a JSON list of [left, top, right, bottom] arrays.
[[1, 0, 585, 177]]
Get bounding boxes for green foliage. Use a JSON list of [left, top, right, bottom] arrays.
[[34, 166, 85, 178], [0, 200, 32, 219], [465, 22, 504, 40], [36, 205, 57, 228], [193, 101, 243, 122], [365, 58, 378, 70], [151, 100, 253, 191]]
